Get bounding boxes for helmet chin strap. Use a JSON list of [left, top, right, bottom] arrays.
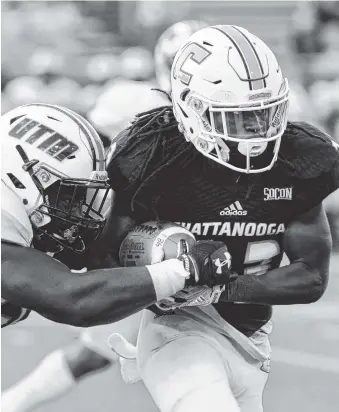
[[238, 141, 268, 157], [16, 145, 39, 173], [38, 224, 85, 254], [15, 145, 43, 193], [60, 225, 79, 244]]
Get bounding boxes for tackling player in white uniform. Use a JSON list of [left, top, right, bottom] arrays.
[[1, 21, 208, 412], [1, 102, 231, 411], [2, 103, 220, 327]]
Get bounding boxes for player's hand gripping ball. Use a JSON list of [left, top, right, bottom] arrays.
[[119, 221, 196, 266], [119, 221, 235, 311]]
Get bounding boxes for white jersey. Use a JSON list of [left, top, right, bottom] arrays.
[[1, 181, 33, 327], [2, 181, 33, 246]]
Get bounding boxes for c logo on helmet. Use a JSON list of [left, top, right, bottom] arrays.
[[173, 42, 211, 86]]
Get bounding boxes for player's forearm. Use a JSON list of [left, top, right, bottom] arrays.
[[60, 259, 189, 326], [223, 260, 327, 305], [42, 266, 157, 327], [2, 243, 187, 327]]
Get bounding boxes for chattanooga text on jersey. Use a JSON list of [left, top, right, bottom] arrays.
[[176, 222, 286, 237]]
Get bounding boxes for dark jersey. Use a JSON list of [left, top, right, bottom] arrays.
[[107, 120, 339, 336]]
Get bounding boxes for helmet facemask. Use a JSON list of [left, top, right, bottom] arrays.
[[20, 151, 110, 254], [170, 25, 291, 174], [178, 84, 289, 174], [2, 104, 111, 255]]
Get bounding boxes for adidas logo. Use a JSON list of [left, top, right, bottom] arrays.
[[220, 201, 248, 216]]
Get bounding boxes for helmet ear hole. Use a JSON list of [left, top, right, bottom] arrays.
[[180, 89, 190, 101]]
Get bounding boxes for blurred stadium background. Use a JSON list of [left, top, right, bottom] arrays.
[[1, 1, 339, 411]]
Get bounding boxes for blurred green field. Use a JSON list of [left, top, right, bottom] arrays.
[[2, 254, 339, 412]]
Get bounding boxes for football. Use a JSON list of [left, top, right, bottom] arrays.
[[119, 221, 196, 267]]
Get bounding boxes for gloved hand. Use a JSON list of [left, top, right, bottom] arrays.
[[155, 284, 226, 312], [177, 240, 238, 287], [154, 240, 237, 312]]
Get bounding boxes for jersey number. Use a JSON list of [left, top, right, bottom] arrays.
[[173, 43, 211, 86], [243, 240, 281, 276]]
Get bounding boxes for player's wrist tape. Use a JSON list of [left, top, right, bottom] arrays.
[[146, 259, 187, 301]]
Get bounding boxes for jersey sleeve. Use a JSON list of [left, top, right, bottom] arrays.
[[106, 128, 136, 193], [284, 122, 339, 177], [1, 181, 33, 247], [300, 122, 339, 200], [284, 122, 339, 216], [306, 159, 339, 210], [105, 104, 191, 221], [106, 127, 156, 218]]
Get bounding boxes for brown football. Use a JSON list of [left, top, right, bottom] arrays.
[[119, 221, 196, 267]]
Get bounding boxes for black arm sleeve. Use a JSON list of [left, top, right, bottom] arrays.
[[223, 203, 332, 305], [1, 242, 157, 327]]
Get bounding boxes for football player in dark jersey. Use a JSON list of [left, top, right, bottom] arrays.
[[104, 25, 337, 412], [4, 25, 338, 412]]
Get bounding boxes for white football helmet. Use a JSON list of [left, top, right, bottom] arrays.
[[171, 25, 290, 173], [155, 20, 208, 93], [1, 104, 111, 253]]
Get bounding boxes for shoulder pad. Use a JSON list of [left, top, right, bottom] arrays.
[[1, 182, 33, 247], [106, 127, 156, 194], [280, 122, 339, 179], [106, 110, 191, 196]]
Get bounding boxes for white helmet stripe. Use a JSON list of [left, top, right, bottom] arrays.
[[64, 108, 106, 171], [232, 26, 267, 89], [212, 25, 265, 90]]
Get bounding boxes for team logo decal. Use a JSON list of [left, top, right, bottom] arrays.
[[213, 251, 231, 274], [9, 117, 78, 161], [264, 187, 292, 201], [220, 201, 247, 216], [173, 42, 211, 86]]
